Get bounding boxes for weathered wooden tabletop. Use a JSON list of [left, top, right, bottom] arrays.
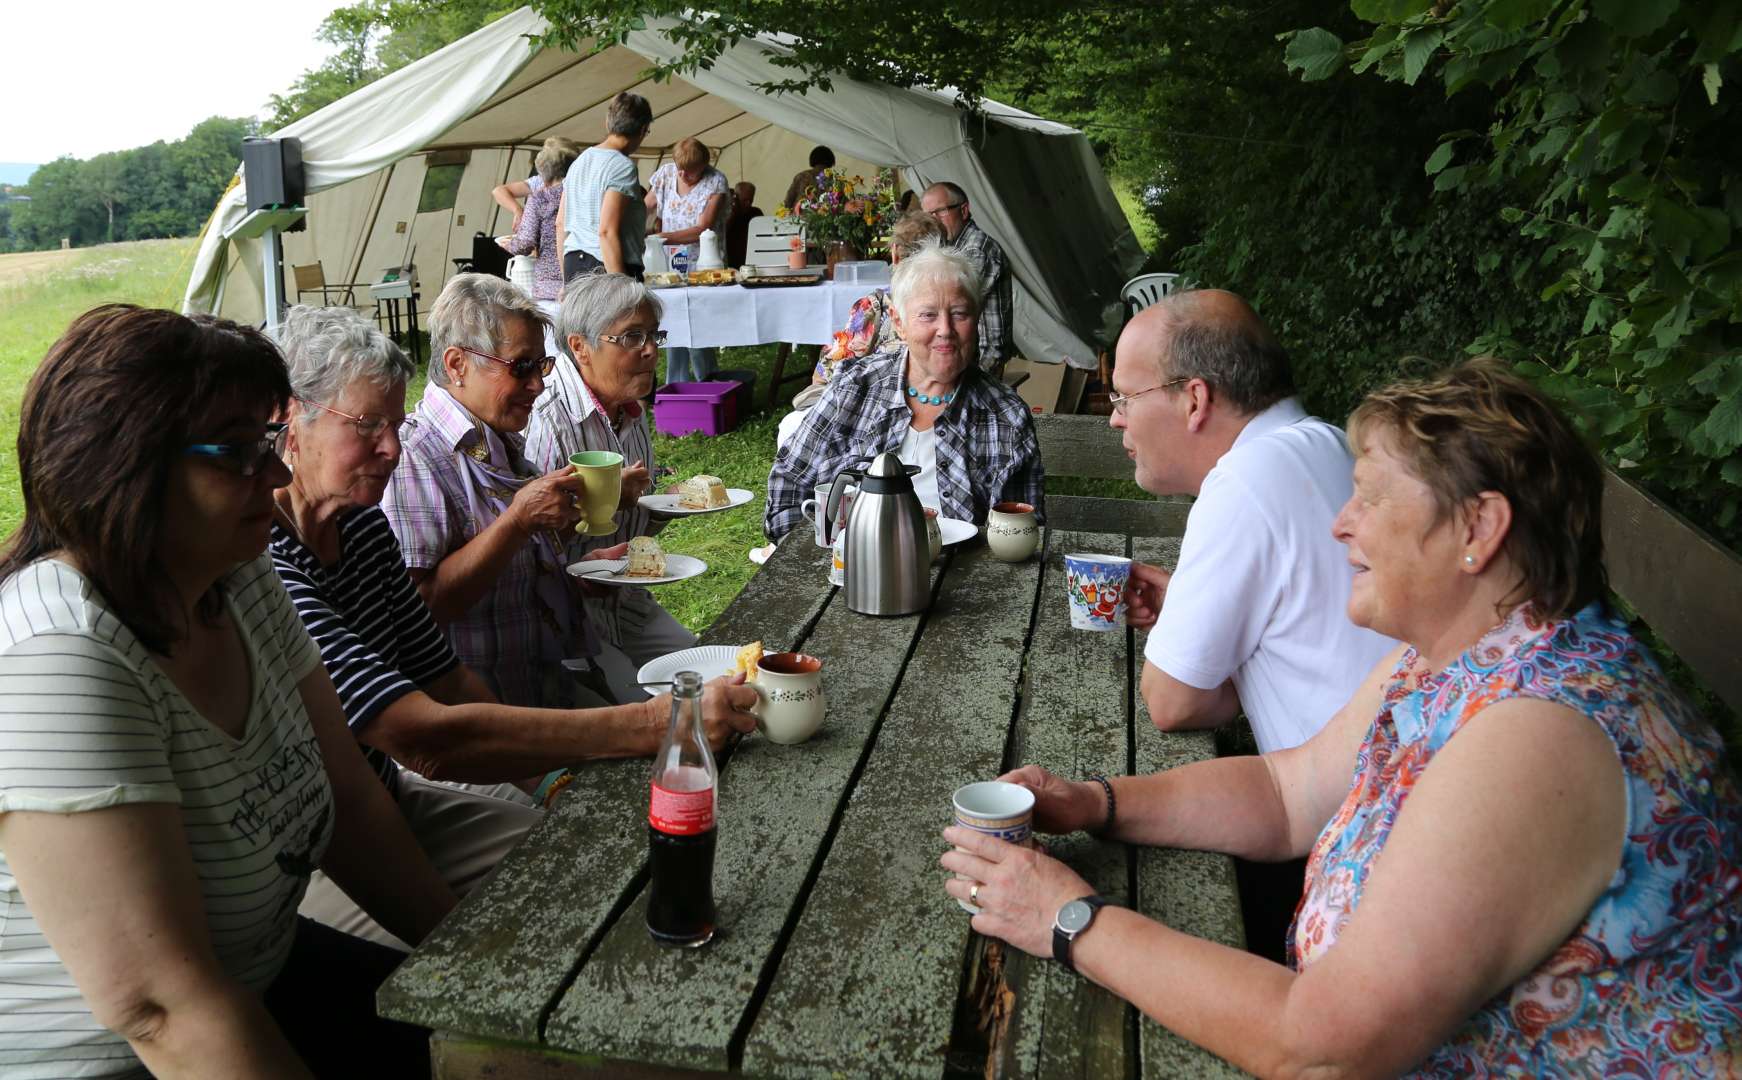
[[378, 522, 1248, 1079]]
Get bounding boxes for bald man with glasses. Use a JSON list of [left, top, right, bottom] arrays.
[[920, 182, 1013, 374]]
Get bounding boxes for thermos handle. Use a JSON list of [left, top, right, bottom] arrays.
[[823, 466, 862, 546]]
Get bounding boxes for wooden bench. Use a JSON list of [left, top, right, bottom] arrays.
[[1032, 412, 1742, 731]]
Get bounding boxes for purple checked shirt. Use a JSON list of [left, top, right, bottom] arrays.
[[381, 384, 593, 708]]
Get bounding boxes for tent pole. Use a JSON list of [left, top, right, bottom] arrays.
[[262, 228, 284, 333]]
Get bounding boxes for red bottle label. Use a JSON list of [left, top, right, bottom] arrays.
[[650, 781, 715, 835]]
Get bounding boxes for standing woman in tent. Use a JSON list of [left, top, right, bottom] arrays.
[[501, 139, 580, 356], [558, 92, 653, 281], [644, 137, 730, 383]]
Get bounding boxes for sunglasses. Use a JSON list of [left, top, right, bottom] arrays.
[[183, 423, 289, 477], [460, 346, 556, 381]]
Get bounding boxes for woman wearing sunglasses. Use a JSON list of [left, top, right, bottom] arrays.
[[273, 304, 754, 949], [382, 274, 621, 713], [0, 305, 454, 1077]]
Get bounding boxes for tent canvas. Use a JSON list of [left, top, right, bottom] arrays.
[[183, 7, 1144, 369]]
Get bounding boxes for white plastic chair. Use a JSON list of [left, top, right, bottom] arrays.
[[1121, 272, 1180, 315], [746, 217, 804, 267]]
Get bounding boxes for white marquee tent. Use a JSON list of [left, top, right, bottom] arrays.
[[182, 7, 1145, 369]]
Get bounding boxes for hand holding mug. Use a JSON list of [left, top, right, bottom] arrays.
[[1123, 561, 1171, 629], [998, 764, 1105, 836], [939, 827, 1094, 960], [510, 467, 587, 534]]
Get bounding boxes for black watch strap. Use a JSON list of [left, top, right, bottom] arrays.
[[1051, 894, 1111, 973]]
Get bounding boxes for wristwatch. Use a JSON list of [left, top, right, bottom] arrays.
[[1051, 894, 1111, 973]]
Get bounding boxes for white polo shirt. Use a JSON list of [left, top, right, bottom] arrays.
[[1143, 397, 1395, 752]]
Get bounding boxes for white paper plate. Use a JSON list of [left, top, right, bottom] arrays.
[[637, 644, 740, 686], [936, 516, 977, 546], [639, 487, 755, 517], [569, 553, 707, 586]]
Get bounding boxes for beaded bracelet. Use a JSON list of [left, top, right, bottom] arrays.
[[1085, 773, 1116, 836]]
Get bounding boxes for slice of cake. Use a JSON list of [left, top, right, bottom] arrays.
[[624, 536, 667, 578], [678, 474, 730, 509], [734, 641, 763, 682]]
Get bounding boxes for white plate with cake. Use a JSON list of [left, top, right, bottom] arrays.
[[637, 641, 761, 688], [568, 537, 707, 586], [640, 473, 754, 517]]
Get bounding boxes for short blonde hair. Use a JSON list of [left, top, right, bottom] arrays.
[[673, 138, 709, 173], [535, 141, 580, 184], [1348, 358, 1608, 618], [889, 211, 944, 260]]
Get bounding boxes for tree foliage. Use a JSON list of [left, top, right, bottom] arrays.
[[1286, 0, 1742, 539], [0, 117, 256, 253], [267, 0, 520, 129]]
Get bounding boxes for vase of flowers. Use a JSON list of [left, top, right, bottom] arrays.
[[777, 169, 898, 279]]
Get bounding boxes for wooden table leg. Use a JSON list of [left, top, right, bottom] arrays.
[[769, 342, 793, 411]]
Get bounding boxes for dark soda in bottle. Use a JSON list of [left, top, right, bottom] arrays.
[[647, 670, 718, 947]]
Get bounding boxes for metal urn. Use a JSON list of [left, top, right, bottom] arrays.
[[825, 452, 931, 616]]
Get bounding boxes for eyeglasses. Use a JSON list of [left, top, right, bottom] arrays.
[[600, 328, 669, 350], [183, 423, 289, 477], [925, 202, 966, 220], [1108, 377, 1190, 415], [296, 398, 397, 443], [460, 346, 556, 381]]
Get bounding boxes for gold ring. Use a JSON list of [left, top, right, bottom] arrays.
[[969, 883, 980, 905]]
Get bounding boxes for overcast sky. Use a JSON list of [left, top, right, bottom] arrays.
[[1, 0, 342, 163]]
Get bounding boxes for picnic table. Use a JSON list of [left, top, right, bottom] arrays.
[[378, 516, 1248, 1078]]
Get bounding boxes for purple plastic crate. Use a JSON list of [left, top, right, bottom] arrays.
[[654, 380, 742, 436]]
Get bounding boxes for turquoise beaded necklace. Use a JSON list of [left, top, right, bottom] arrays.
[[906, 385, 956, 407]]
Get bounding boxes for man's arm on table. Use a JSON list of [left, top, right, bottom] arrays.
[[1141, 660, 1240, 731]]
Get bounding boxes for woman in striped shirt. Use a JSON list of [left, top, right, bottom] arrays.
[[0, 305, 454, 1078], [270, 305, 755, 948]]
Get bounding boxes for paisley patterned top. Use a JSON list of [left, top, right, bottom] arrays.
[[1290, 601, 1742, 1075]]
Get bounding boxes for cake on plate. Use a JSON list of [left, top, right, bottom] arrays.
[[625, 536, 667, 578], [678, 474, 731, 509]]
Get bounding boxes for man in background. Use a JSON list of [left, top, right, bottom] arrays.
[[725, 181, 763, 268], [920, 181, 1012, 373]]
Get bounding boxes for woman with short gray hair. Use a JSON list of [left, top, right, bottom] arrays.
[[381, 274, 602, 710], [558, 91, 654, 279], [527, 273, 696, 703], [501, 139, 581, 329], [271, 302, 753, 948], [764, 239, 1044, 542]]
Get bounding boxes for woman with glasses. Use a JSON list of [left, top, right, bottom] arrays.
[[382, 275, 609, 711], [271, 305, 753, 948], [526, 274, 698, 703], [764, 240, 1045, 543], [0, 304, 454, 1077]]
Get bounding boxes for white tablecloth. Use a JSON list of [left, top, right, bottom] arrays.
[[654, 282, 870, 349]]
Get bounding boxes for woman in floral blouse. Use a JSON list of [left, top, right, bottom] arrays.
[[645, 137, 729, 385], [946, 359, 1742, 1076]]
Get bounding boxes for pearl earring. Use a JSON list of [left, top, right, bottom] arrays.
[[1463, 554, 1476, 566]]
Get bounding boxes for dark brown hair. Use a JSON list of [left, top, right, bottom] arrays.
[[1347, 357, 1608, 618], [0, 304, 292, 653]]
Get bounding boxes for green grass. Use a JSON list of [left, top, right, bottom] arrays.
[[0, 238, 204, 535], [1110, 174, 1158, 254]]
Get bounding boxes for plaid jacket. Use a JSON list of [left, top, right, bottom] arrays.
[[951, 218, 1014, 372], [765, 347, 1045, 541]]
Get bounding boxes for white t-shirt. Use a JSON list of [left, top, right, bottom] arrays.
[[898, 423, 941, 510], [0, 555, 330, 1078], [1143, 398, 1395, 753]]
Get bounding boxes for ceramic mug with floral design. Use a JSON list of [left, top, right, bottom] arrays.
[[754, 652, 826, 744], [986, 501, 1040, 562]]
